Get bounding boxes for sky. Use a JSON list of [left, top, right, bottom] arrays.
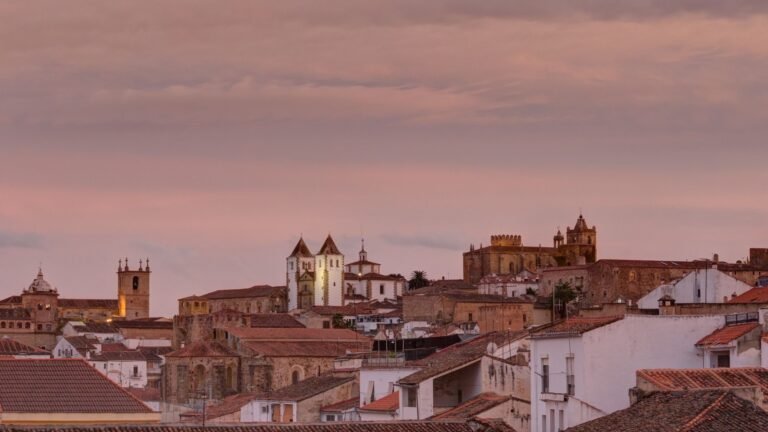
[[1, 1, 767, 317]]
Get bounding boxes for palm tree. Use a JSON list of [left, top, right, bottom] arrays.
[[408, 270, 429, 290]]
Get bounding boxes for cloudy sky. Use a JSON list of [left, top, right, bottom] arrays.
[[1, 1, 766, 316]]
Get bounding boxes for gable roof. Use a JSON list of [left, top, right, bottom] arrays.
[[199, 285, 286, 300], [637, 368, 768, 394], [0, 358, 153, 414], [530, 316, 623, 339], [360, 391, 400, 412], [320, 397, 359, 413], [290, 237, 314, 258], [696, 322, 760, 347], [729, 287, 768, 304], [70, 322, 119, 334], [399, 332, 527, 385], [565, 390, 768, 432], [431, 392, 511, 420], [317, 234, 342, 255]]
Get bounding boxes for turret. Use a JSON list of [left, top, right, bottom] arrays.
[[117, 257, 151, 319]]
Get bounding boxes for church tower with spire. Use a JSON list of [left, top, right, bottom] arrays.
[[314, 234, 345, 306], [286, 237, 315, 310]]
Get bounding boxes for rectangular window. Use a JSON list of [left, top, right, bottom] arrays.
[[559, 409, 565, 431], [541, 358, 550, 393], [380, 285, 385, 294], [550, 409, 555, 432], [541, 415, 546, 432], [406, 388, 417, 407], [133, 365, 139, 376], [566, 355, 575, 395], [468, 312, 473, 322]]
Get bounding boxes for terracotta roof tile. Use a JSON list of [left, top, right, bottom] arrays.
[[255, 374, 355, 401], [321, 397, 359, 412], [530, 316, 622, 339], [113, 319, 174, 330], [165, 340, 238, 358], [0, 338, 50, 355], [58, 298, 118, 309], [0, 421, 485, 432], [696, 322, 760, 346], [90, 350, 147, 361], [360, 391, 399, 412], [200, 285, 286, 300], [566, 390, 768, 432], [399, 332, 527, 385], [250, 313, 305, 328], [431, 393, 510, 420], [0, 358, 153, 414], [637, 368, 768, 394], [0, 295, 21, 304], [290, 237, 314, 258], [71, 322, 119, 334], [310, 305, 373, 316], [244, 340, 366, 357], [729, 287, 768, 304], [227, 327, 362, 341]]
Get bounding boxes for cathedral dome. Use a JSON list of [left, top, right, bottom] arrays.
[[28, 268, 55, 293]]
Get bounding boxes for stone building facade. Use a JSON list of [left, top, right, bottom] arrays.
[[463, 214, 597, 285], [542, 258, 765, 305]]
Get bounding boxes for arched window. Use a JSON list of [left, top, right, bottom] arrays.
[[0, 322, 5, 328], [132, 276, 139, 290], [292, 370, 301, 384]]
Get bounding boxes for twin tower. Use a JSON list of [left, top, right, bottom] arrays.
[[286, 235, 345, 310]]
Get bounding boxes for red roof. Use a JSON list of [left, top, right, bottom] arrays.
[[227, 327, 362, 341], [166, 341, 238, 358], [244, 341, 367, 357], [59, 298, 118, 309], [695, 322, 760, 347], [360, 391, 399, 412], [250, 313, 305, 328], [200, 285, 286, 300], [431, 393, 511, 420], [0, 338, 50, 355], [729, 287, 768, 304], [530, 316, 623, 339], [0, 358, 153, 413], [637, 368, 768, 394], [317, 235, 342, 255], [321, 397, 359, 412]]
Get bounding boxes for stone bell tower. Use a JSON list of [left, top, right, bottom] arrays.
[[117, 257, 150, 319]]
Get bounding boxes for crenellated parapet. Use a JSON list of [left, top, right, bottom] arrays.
[[491, 234, 522, 247]]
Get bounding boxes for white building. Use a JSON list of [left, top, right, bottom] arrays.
[[89, 350, 148, 388], [287, 236, 404, 310], [529, 314, 726, 432], [478, 272, 539, 298], [637, 267, 753, 310]]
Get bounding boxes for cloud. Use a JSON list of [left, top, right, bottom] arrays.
[[0, 231, 43, 249]]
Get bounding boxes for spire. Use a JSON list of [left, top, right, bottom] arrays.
[[317, 234, 342, 255], [118, 259, 123, 272], [124, 257, 129, 271], [359, 238, 367, 262], [289, 237, 313, 258], [145, 258, 151, 271]]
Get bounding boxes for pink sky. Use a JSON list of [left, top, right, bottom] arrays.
[[1, 1, 767, 316]]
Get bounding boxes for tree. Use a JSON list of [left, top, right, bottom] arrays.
[[332, 313, 353, 329], [525, 287, 538, 296], [552, 281, 577, 318], [408, 270, 429, 290]]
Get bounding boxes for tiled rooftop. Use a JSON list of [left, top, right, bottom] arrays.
[[637, 368, 768, 394], [166, 340, 239, 358], [0, 421, 496, 432], [320, 397, 359, 413], [198, 285, 286, 300], [0, 338, 50, 355], [113, 318, 174, 330], [309, 305, 373, 316], [729, 287, 768, 304], [254, 374, 355, 401], [226, 327, 362, 341], [58, 298, 119, 309], [250, 313, 305, 328], [431, 392, 510, 420], [695, 322, 760, 347], [360, 392, 399, 412], [565, 390, 768, 432], [244, 340, 366, 357], [71, 322, 119, 334], [399, 332, 527, 385], [0, 358, 153, 414], [529, 316, 623, 339]]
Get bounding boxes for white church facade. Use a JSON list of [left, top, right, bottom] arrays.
[[286, 235, 406, 310]]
